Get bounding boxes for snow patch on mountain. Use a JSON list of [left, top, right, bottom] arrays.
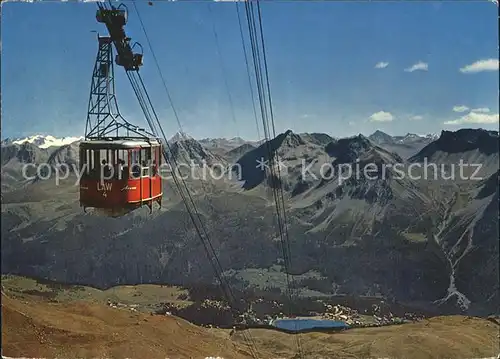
[[169, 131, 193, 143], [5, 135, 83, 149]]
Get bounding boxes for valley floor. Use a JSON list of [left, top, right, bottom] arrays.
[[2, 276, 499, 359]]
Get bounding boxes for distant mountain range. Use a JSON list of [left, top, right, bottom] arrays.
[[1, 130, 437, 158], [1, 135, 84, 149], [1, 128, 498, 316], [367, 131, 440, 159]]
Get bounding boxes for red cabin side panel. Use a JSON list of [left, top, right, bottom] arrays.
[[80, 176, 162, 208]]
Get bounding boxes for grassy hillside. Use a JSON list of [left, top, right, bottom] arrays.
[[2, 275, 499, 359]]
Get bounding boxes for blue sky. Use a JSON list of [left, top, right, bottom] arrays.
[[1, 0, 498, 140]]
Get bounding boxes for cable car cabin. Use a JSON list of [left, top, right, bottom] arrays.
[[79, 139, 162, 217]]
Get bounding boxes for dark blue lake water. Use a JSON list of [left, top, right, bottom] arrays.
[[273, 318, 350, 332]]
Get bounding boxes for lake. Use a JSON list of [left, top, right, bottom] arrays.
[[273, 318, 350, 332]]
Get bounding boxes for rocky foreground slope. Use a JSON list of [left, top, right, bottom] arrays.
[[2, 276, 499, 359]]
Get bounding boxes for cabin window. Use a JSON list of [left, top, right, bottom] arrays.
[[80, 149, 97, 179], [86, 150, 90, 172], [98, 149, 113, 179], [79, 148, 118, 180], [117, 149, 128, 180], [130, 149, 139, 166], [79, 148, 85, 173], [153, 146, 160, 164], [140, 147, 151, 177], [129, 149, 141, 179], [93, 150, 100, 175], [152, 146, 160, 176], [81, 149, 98, 179], [125, 148, 156, 178], [86, 149, 93, 174], [80, 147, 160, 180]]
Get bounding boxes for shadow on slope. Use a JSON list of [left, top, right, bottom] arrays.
[[233, 130, 294, 190]]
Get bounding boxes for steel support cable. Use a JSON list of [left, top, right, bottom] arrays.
[[131, 79, 253, 356], [243, 1, 284, 253], [97, 0, 236, 319], [256, 3, 304, 356], [255, 0, 300, 333], [130, 69, 231, 303], [125, 3, 261, 357], [244, 0, 289, 283], [126, 71, 159, 136], [240, 11, 297, 345], [247, 0, 290, 280], [255, 2, 277, 140], [255, 0, 295, 303], [131, 0, 185, 135], [244, 1, 303, 357], [132, 0, 229, 224], [247, 2, 272, 147], [130, 0, 229, 248], [243, 0, 292, 306], [134, 72, 218, 218], [134, 70, 233, 303], [133, 58, 261, 358], [244, 1, 271, 143], [243, 0, 285, 265], [130, 3, 231, 286], [208, 3, 239, 136], [134, 71, 262, 359], [96, 3, 233, 308], [255, 0, 301, 343], [132, 0, 222, 220], [235, 2, 262, 143], [127, 68, 230, 301]]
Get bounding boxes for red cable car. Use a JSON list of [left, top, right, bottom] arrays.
[[79, 139, 163, 217], [82, 4, 164, 217]]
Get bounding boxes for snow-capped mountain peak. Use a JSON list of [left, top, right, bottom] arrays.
[[168, 131, 193, 143], [396, 133, 439, 144], [6, 135, 83, 149]]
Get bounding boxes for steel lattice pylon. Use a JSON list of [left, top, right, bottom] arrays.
[[85, 36, 153, 140]]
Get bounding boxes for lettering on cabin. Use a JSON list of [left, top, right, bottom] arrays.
[[97, 182, 113, 192]]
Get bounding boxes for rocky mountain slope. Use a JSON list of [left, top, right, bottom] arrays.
[[1, 128, 498, 316], [165, 136, 228, 168], [198, 136, 262, 157]]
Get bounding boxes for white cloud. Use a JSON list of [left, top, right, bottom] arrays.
[[452, 105, 469, 113], [444, 111, 499, 125], [369, 111, 394, 122], [404, 61, 428, 72], [410, 115, 423, 121], [471, 107, 490, 113], [459, 59, 499, 73], [375, 62, 389, 69]]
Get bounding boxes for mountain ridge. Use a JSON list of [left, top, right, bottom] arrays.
[[1, 127, 498, 316]]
